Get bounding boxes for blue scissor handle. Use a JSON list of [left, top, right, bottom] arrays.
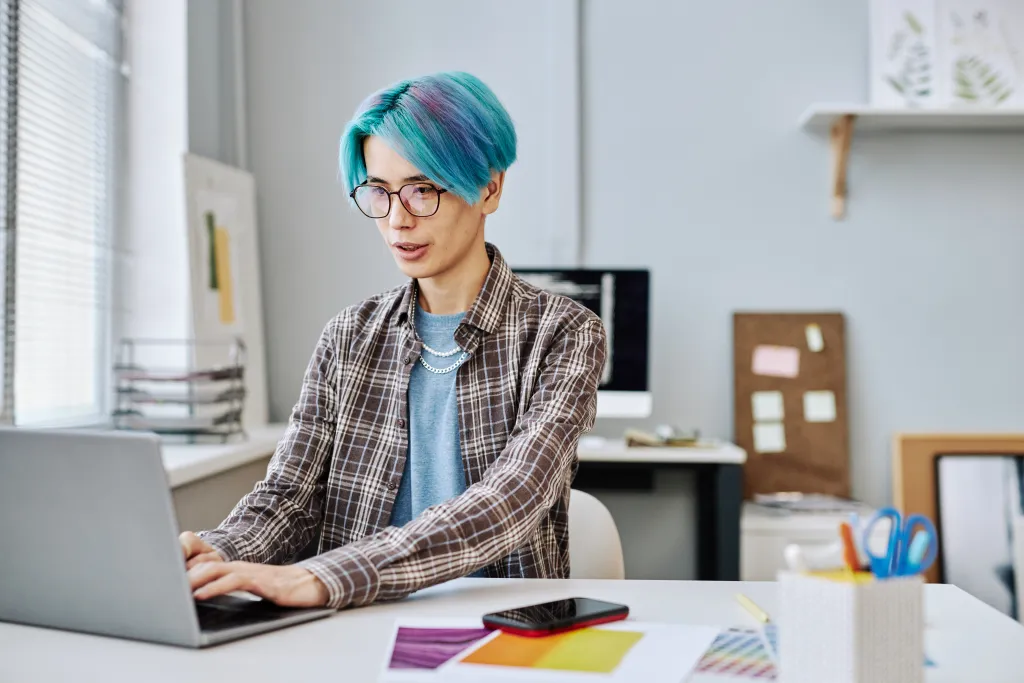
[[897, 514, 937, 576], [863, 506, 902, 578]]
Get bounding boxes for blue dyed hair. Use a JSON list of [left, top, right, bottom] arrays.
[[340, 71, 517, 206]]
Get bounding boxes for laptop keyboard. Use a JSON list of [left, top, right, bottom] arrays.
[[195, 595, 304, 633]]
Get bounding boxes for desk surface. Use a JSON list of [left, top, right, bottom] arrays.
[[2, 579, 1021, 682], [577, 438, 747, 464], [163, 427, 746, 488]]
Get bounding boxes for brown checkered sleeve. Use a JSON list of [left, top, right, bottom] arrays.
[[198, 319, 343, 565]]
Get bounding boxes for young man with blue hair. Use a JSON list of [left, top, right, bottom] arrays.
[[181, 72, 607, 609]]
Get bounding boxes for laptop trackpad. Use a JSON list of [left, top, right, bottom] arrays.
[[195, 595, 307, 632]]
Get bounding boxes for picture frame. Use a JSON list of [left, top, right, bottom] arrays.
[[870, 0, 1024, 108], [893, 434, 1024, 619], [183, 153, 269, 432], [870, 0, 940, 108]]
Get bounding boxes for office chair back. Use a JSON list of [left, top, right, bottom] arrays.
[[568, 489, 625, 580]]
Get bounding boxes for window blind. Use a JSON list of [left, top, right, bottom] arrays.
[[0, 0, 124, 426]]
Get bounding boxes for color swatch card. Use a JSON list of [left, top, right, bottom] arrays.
[[688, 627, 778, 682], [451, 621, 718, 683], [381, 619, 498, 682], [460, 627, 644, 673], [382, 620, 718, 682], [684, 623, 933, 682]]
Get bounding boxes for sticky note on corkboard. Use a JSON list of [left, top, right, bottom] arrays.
[[752, 345, 800, 378]]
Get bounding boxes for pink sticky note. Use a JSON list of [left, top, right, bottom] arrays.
[[752, 345, 800, 378]]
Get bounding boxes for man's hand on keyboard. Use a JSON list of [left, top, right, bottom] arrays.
[[180, 531, 225, 570], [188, 561, 330, 608]]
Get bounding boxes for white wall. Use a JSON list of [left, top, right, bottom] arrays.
[[581, 0, 1024, 510], [580, 0, 1024, 577], [240, 0, 580, 420], [187, 0, 243, 168]]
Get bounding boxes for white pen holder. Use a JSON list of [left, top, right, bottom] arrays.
[[778, 571, 924, 683]]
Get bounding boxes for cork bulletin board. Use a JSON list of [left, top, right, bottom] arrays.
[[733, 312, 849, 499]]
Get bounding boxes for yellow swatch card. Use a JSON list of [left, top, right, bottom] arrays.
[[460, 628, 644, 674]]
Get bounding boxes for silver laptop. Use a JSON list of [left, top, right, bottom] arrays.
[[0, 428, 335, 647]]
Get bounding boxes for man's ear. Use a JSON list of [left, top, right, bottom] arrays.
[[480, 170, 505, 216]]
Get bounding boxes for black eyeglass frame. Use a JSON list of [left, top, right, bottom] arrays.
[[349, 182, 449, 219]]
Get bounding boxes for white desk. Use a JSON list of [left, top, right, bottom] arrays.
[[576, 439, 746, 581], [162, 432, 747, 489], [2, 579, 1022, 682], [577, 438, 746, 465]]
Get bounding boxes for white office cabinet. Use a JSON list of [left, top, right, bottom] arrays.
[[741, 503, 888, 581]]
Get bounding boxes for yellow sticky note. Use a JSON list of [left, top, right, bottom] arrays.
[[213, 227, 236, 324], [805, 324, 824, 352], [752, 391, 784, 422], [803, 390, 836, 423], [753, 422, 786, 453]]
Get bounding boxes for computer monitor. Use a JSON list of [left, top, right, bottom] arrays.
[[514, 268, 650, 418]]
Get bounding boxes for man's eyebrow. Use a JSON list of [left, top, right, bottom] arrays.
[[363, 174, 430, 185]]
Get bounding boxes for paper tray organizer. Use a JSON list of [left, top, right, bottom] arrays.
[[112, 338, 247, 443]]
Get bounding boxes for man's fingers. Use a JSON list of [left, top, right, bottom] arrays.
[[193, 572, 247, 601], [179, 531, 205, 559], [185, 552, 224, 570], [180, 531, 218, 563], [185, 562, 324, 607], [188, 560, 235, 592]]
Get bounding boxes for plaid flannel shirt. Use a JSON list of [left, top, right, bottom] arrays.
[[199, 244, 607, 609]]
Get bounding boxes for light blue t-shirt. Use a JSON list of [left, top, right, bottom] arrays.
[[389, 305, 471, 530]]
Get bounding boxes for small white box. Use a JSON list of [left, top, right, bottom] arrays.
[[779, 572, 924, 683]]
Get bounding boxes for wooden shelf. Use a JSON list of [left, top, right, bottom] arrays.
[[799, 103, 1024, 219], [800, 104, 1024, 134]]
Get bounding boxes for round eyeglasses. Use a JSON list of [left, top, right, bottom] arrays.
[[350, 182, 448, 219]]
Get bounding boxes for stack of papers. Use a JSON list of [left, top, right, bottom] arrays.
[[751, 493, 868, 514]]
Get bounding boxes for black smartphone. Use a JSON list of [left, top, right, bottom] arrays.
[[482, 597, 629, 637]]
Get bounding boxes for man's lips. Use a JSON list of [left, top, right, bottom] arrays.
[[392, 242, 429, 261]]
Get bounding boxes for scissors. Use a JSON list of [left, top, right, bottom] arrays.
[[862, 506, 937, 578]]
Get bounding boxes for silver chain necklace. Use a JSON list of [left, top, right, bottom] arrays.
[[413, 289, 468, 374], [418, 351, 468, 374]]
